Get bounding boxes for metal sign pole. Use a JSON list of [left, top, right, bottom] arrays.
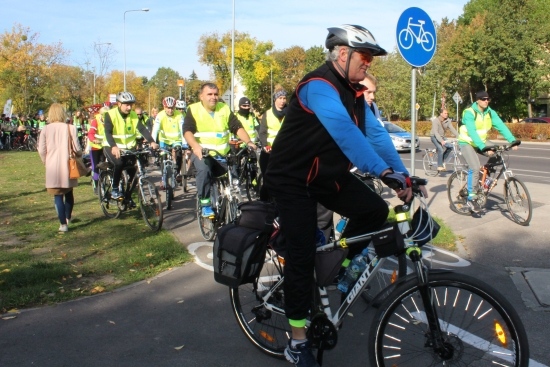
[[410, 68, 416, 176]]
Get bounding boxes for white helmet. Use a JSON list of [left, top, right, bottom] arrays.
[[325, 24, 387, 56], [175, 99, 186, 109], [116, 91, 136, 103], [162, 96, 176, 108]]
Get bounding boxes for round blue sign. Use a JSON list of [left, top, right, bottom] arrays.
[[396, 7, 437, 67]]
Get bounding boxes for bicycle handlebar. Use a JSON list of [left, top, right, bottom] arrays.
[[481, 140, 521, 153]]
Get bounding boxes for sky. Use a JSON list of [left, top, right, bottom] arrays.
[[1, 0, 469, 82]]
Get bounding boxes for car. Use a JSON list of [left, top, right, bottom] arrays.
[[519, 117, 550, 123], [383, 122, 420, 152]]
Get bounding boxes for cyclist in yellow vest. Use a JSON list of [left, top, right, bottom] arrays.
[[258, 85, 287, 201], [152, 96, 185, 187], [103, 91, 159, 200], [183, 83, 257, 217], [235, 97, 259, 143], [458, 90, 518, 202], [88, 106, 110, 195]]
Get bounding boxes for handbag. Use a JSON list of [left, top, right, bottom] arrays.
[[68, 125, 90, 179]]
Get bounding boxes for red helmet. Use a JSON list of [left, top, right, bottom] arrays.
[[162, 96, 176, 108]]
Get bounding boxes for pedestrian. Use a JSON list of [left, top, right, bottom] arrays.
[[359, 73, 384, 126], [88, 106, 109, 194], [38, 103, 81, 232]]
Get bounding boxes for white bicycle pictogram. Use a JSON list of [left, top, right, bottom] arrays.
[[398, 17, 435, 52]]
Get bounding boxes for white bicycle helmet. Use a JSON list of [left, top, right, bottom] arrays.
[[162, 96, 176, 108], [175, 99, 186, 109], [326, 24, 387, 56], [116, 91, 136, 103]]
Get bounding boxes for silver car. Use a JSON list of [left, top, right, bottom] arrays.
[[384, 122, 420, 152]]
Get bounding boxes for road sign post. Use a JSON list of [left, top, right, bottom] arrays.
[[396, 7, 437, 176], [452, 91, 463, 124]]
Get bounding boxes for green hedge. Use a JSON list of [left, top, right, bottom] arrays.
[[393, 121, 550, 141]]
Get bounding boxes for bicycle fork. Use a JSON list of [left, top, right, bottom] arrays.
[[409, 248, 454, 359]]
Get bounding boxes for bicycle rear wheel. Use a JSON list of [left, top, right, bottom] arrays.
[[98, 171, 122, 219], [369, 271, 529, 367], [230, 249, 288, 359], [423, 150, 439, 177], [138, 178, 163, 231], [447, 170, 472, 215], [504, 177, 532, 226]]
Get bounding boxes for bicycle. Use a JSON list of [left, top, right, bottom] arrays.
[[230, 141, 261, 201], [229, 177, 529, 366], [98, 147, 164, 231], [447, 140, 532, 225], [423, 139, 466, 177], [398, 17, 435, 52], [159, 146, 183, 210], [197, 148, 244, 240]]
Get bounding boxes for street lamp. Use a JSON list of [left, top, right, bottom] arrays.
[[94, 42, 111, 104], [123, 8, 149, 91]]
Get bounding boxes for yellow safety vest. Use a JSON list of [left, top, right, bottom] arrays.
[[458, 107, 492, 148], [188, 102, 231, 155], [103, 109, 139, 149], [90, 113, 105, 150], [266, 109, 284, 145], [156, 110, 184, 145], [237, 113, 257, 141]]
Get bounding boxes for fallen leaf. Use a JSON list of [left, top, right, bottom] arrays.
[[109, 320, 116, 325], [91, 286, 105, 294], [2, 316, 17, 320], [146, 253, 153, 257], [174, 345, 185, 350], [347, 312, 354, 317], [1, 269, 10, 273], [129, 269, 136, 272], [7, 308, 19, 314], [76, 274, 83, 278], [177, 300, 184, 304]]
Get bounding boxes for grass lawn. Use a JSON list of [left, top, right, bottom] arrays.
[[0, 151, 191, 312]]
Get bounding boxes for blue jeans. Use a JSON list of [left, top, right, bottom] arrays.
[[430, 136, 452, 167], [54, 190, 74, 225]]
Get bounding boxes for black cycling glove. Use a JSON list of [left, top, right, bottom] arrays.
[[381, 171, 411, 190]]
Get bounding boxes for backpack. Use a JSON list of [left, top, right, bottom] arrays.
[[213, 201, 277, 288]]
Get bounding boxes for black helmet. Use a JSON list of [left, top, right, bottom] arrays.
[[116, 91, 136, 104], [326, 24, 387, 56]]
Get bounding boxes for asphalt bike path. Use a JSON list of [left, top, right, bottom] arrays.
[[1, 158, 549, 366]]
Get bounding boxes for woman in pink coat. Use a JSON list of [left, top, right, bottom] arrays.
[[38, 103, 82, 232]]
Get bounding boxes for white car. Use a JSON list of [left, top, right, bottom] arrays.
[[384, 122, 420, 152]]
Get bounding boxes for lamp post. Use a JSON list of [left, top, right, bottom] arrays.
[[230, 0, 235, 111], [93, 42, 111, 105], [124, 8, 149, 91]]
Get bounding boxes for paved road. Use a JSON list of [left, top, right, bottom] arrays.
[[1, 141, 549, 366]]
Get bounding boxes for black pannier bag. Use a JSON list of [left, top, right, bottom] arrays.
[[213, 201, 277, 287]]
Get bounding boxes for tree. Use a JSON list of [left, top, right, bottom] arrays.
[[0, 23, 67, 116], [148, 67, 183, 100]]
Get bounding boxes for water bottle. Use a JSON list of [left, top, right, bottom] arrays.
[[315, 227, 326, 248], [484, 176, 493, 189], [337, 247, 369, 293], [334, 217, 348, 239]]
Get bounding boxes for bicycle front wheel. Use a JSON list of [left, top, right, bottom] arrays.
[[197, 195, 215, 240], [138, 178, 163, 231], [98, 171, 122, 219], [423, 150, 439, 177], [230, 249, 288, 359], [447, 170, 472, 215], [165, 166, 173, 210], [369, 272, 529, 367], [504, 177, 532, 226]]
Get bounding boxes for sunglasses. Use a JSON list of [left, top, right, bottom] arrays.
[[480, 98, 491, 101], [354, 49, 374, 63]]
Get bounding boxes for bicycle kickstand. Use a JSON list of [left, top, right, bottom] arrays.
[[316, 345, 325, 366]]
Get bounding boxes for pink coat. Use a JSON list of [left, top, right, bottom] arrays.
[[38, 122, 82, 189]]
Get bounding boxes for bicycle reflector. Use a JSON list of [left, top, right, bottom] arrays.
[[495, 321, 507, 346], [260, 330, 276, 343]]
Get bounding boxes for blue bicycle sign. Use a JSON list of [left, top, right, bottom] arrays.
[[396, 7, 437, 67]]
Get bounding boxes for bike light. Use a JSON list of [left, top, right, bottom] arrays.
[[495, 321, 507, 346], [390, 269, 398, 284]]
